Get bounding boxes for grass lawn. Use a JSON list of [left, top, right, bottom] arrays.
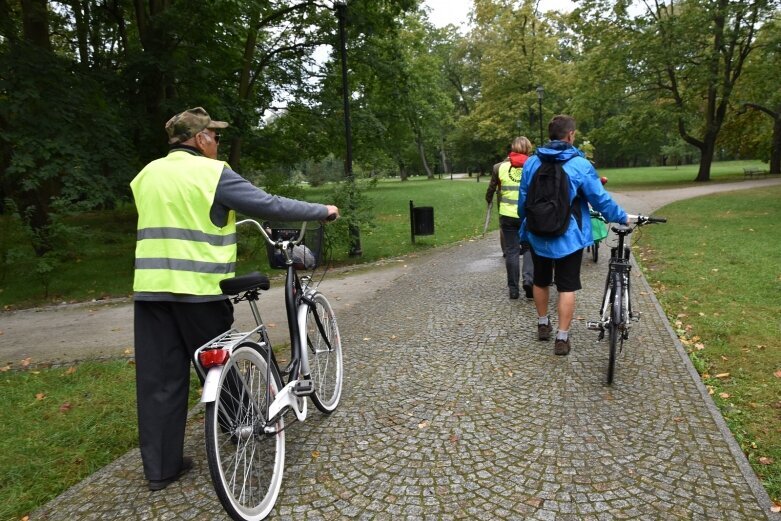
[[637, 184, 781, 504]]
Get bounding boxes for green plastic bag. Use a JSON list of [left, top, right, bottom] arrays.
[[590, 213, 608, 242]]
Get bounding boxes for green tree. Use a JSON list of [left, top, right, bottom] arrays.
[[576, 0, 775, 181]]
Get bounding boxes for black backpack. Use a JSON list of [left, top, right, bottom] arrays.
[[524, 159, 581, 237]]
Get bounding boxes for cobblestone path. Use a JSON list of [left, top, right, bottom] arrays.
[[33, 233, 778, 520]]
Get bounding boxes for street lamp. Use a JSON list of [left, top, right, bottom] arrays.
[[536, 85, 544, 146], [335, 1, 362, 257]]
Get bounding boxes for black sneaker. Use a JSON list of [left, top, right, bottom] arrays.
[[523, 284, 533, 299], [509, 288, 520, 299], [538, 321, 552, 341], [148, 457, 193, 491]]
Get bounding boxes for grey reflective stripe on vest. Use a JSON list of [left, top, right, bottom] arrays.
[[135, 258, 236, 274], [137, 227, 237, 246], [499, 183, 520, 205]]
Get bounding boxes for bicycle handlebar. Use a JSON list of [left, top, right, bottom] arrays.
[[236, 219, 308, 249], [626, 214, 667, 225]]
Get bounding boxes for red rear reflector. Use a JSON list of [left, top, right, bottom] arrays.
[[199, 349, 229, 368]]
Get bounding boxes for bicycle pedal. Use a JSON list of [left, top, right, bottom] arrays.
[[292, 379, 314, 396], [586, 321, 602, 331]]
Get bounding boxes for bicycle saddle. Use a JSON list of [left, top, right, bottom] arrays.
[[220, 272, 270, 295]]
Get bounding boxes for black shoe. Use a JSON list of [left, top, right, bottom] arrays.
[[538, 321, 552, 341], [523, 284, 533, 299], [509, 288, 520, 299], [148, 456, 193, 491]]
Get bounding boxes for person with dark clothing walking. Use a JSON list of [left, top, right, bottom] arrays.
[[518, 115, 627, 355], [486, 136, 535, 299], [131, 107, 338, 491]]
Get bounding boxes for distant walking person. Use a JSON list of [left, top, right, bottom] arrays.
[[518, 115, 627, 355], [485, 136, 534, 299], [131, 107, 338, 491]]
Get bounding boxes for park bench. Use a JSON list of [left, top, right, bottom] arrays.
[[743, 167, 768, 179]]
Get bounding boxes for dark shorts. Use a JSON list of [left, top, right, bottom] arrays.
[[530, 248, 583, 292]]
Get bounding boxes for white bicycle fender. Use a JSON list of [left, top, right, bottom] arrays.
[[200, 366, 223, 403]]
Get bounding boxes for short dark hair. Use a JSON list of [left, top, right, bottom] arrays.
[[548, 115, 576, 141]]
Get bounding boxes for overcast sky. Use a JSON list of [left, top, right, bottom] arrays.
[[423, 0, 577, 28]]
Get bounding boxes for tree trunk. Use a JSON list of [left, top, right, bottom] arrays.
[[770, 116, 781, 175], [20, 0, 51, 49], [694, 138, 715, 182], [417, 139, 433, 179], [439, 133, 449, 174]]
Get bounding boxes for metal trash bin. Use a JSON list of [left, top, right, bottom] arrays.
[[263, 221, 324, 269], [412, 207, 434, 235], [409, 201, 434, 243]]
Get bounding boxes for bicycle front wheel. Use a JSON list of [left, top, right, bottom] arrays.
[[592, 241, 599, 263], [205, 343, 285, 521], [305, 293, 343, 413], [607, 276, 624, 385]]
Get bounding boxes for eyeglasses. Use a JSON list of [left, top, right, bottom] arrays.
[[199, 130, 220, 144]]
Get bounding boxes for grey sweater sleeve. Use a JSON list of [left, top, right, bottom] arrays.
[[210, 167, 329, 227]]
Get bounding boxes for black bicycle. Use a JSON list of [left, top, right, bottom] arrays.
[[588, 214, 666, 384], [193, 218, 342, 520]]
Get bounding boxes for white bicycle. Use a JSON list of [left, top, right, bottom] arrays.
[[193, 218, 343, 520]]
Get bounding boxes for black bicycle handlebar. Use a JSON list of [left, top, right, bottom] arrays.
[[627, 214, 667, 225]]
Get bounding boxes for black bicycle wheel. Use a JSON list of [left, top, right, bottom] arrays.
[[205, 343, 285, 521], [607, 277, 623, 385], [592, 241, 599, 263], [306, 293, 343, 413]]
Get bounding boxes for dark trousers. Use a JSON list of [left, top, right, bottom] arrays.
[[499, 216, 533, 290], [134, 299, 233, 481]]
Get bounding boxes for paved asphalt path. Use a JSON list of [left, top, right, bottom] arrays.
[[9, 178, 781, 520]]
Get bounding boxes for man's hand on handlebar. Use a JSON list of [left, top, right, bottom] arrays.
[[324, 205, 340, 222]]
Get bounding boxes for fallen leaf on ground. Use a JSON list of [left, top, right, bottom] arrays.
[[59, 402, 72, 412], [525, 497, 544, 508], [695, 343, 705, 350], [64, 366, 77, 375], [0, 366, 9, 372], [35, 393, 46, 401], [758, 457, 773, 465], [123, 348, 132, 355], [719, 393, 730, 399], [418, 420, 430, 429], [714, 373, 730, 379], [311, 450, 320, 459], [21, 358, 32, 367], [774, 370, 781, 378], [771, 504, 781, 513]]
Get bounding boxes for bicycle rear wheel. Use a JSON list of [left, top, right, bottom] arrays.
[[305, 293, 343, 413], [607, 276, 624, 385], [205, 343, 285, 521]]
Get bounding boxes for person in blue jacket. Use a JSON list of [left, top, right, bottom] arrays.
[[517, 115, 628, 356]]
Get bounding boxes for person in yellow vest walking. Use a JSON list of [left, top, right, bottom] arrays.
[[131, 107, 339, 491], [486, 136, 534, 299]]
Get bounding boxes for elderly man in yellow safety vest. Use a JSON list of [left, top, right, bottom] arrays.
[[131, 107, 339, 491]]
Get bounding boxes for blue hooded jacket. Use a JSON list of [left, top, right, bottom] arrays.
[[517, 141, 627, 259]]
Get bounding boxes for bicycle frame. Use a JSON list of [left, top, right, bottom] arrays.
[[194, 219, 319, 425]]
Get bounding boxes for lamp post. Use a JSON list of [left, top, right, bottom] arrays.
[[335, 1, 362, 257], [536, 85, 544, 146]]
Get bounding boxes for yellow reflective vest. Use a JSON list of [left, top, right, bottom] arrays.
[[131, 150, 236, 296], [498, 161, 522, 218]]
